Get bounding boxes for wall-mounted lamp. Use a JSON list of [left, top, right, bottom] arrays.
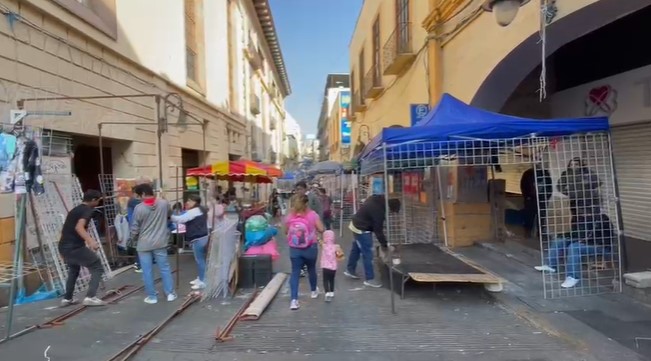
[[482, 0, 531, 27]]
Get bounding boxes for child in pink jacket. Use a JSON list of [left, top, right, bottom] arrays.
[[320, 230, 343, 302]]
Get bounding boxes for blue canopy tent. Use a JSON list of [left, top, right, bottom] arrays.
[[358, 93, 610, 165], [354, 94, 624, 310]]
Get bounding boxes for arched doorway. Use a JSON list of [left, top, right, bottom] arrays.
[[494, 4, 651, 273], [471, 0, 651, 112]]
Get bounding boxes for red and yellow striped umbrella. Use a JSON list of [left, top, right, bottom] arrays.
[[186, 161, 272, 183]]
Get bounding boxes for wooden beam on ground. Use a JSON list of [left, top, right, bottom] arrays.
[[240, 273, 288, 321]]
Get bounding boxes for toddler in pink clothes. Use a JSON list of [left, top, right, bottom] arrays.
[[320, 230, 343, 302]]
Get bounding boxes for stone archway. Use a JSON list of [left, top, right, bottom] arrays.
[[471, 0, 651, 112]]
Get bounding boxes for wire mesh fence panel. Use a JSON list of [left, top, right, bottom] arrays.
[[535, 133, 622, 298], [359, 133, 623, 299], [31, 181, 78, 294], [203, 218, 240, 301], [337, 173, 358, 233]]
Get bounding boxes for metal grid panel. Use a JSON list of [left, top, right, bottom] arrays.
[[337, 173, 358, 234], [359, 132, 622, 299], [98, 174, 119, 227], [536, 133, 622, 298], [203, 218, 240, 300]]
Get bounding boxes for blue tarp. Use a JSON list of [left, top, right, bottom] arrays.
[[359, 93, 610, 160]]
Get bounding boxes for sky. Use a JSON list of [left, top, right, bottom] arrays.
[[269, 0, 362, 136]]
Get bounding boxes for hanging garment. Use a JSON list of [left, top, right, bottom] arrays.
[[0, 134, 10, 171], [114, 214, 130, 249], [22, 139, 44, 195]]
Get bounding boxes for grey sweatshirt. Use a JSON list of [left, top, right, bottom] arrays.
[[130, 198, 170, 252]]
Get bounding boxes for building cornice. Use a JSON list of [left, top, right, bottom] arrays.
[[252, 0, 292, 97]]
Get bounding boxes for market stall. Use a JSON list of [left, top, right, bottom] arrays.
[[358, 94, 622, 309]]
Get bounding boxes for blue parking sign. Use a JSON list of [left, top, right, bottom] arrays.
[[410, 104, 430, 126]]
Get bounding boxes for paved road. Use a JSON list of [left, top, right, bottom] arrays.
[[0, 231, 602, 361], [134, 231, 598, 361]]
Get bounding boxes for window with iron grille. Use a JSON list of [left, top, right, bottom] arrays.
[[396, 0, 410, 53], [372, 16, 381, 82], [358, 50, 365, 104]]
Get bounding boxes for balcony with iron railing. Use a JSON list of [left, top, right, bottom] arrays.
[[383, 22, 416, 75], [363, 63, 384, 99], [351, 90, 367, 113], [245, 37, 263, 71]]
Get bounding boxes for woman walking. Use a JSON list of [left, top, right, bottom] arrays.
[[284, 194, 324, 310], [171, 194, 209, 290]]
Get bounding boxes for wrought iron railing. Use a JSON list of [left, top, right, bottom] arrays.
[[383, 22, 413, 73], [363, 63, 382, 97]]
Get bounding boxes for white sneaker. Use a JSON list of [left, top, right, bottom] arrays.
[[324, 292, 333, 302], [363, 280, 382, 288], [82, 297, 107, 306], [343, 270, 360, 279], [167, 293, 178, 302], [191, 281, 206, 290], [144, 296, 158, 304], [561, 277, 579, 288], [290, 299, 300, 310], [189, 278, 199, 285], [534, 265, 556, 273], [310, 288, 319, 299], [61, 298, 77, 306]]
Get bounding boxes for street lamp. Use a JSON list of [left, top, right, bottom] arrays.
[[482, 0, 531, 27]]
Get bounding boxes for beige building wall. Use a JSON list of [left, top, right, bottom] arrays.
[[0, 0, 289, 214], [348, 0, 430, 156]]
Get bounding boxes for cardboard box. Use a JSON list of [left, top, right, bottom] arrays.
[[0, 217, 15, 262], [0, 193, 15, 218]]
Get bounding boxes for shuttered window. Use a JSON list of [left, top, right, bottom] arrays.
[[185, 0, 198, 82]]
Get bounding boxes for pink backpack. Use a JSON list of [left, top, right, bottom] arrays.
[[286, 213, 315, 249]]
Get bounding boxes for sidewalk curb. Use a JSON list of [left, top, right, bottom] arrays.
[[478, 242, 649, 361]]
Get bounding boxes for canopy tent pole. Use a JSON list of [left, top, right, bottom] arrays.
[[436, 167, 449, 247]]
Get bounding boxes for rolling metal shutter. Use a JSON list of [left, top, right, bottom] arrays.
[[611, 123, 651, 241]]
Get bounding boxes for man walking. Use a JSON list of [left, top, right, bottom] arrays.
[[130, 184, 176, 304], [59, 189, 106, 306], [344, 194, 401, 288]]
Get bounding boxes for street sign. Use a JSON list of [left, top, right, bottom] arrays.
[[410, 103, 430, 126]]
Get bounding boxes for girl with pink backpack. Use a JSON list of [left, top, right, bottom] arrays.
[[284, 194, 325, 310]]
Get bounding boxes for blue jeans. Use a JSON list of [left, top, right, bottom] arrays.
[[191, 236, 209, 282], [138, 248, 175, 298], [289, 245, 318, 300], [347, 232, 374, 281], [547, 238, 606, 279]]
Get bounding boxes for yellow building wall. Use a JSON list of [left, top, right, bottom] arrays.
[[348, 0, 431, 147], [328, 99, 343, 162], [433, 0, 600, 104]]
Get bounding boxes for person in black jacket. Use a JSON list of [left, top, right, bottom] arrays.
[[344, 194, 401, 288], [520, 165, 553, 238], [557, 157, 601, 218], [535, 213, 615, 289]]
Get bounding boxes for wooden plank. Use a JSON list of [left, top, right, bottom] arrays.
[[408, 272, 500, 283]]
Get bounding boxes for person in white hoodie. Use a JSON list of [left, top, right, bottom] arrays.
[[130, 184, 176, 304], [171, 194, 210, 290]]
